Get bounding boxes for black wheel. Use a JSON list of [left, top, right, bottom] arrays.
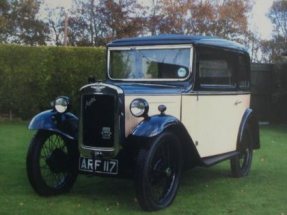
[[230, 128, 253, 177], [26, 130, 78, 196], [135, 132, 183, 211]]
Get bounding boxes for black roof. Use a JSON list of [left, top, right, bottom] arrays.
[[108, 34, 248, 53]]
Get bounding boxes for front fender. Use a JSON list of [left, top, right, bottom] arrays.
[[132, 114, 181, 137], [129, 114, 201, 169], [28, 110, 78, 140]]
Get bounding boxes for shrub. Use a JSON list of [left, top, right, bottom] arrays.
[[0, 45, 105, 119]]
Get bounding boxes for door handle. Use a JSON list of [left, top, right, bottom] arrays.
[[234, 100, 242, 105]]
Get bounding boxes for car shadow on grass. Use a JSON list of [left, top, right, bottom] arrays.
[[180, 164, 233, 192], [71, 175, 140, 211], [69, 164, 231, 211]]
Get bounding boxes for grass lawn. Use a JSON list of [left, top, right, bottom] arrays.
[[0, 122, 286, 215]]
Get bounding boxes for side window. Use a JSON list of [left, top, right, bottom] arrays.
[[197, 47, 237, 89], [199, 60, 233, 86]]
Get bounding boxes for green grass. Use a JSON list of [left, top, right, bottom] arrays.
[[0, 122, 286, 215]]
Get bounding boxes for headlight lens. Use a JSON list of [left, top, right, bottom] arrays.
[[54, 96, 70, 113], [130, 98, 149, 117]]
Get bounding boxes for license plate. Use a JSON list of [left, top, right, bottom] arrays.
[[79, 157, 118, 175]]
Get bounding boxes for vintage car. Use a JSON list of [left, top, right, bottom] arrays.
[[26, 35, 260, 211]]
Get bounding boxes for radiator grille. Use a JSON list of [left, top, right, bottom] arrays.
[[82, 94, 115, 148]]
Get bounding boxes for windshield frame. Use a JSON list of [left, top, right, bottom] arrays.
[[107, 44, 194, 82]]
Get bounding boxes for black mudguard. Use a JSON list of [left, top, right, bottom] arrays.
[[28, 110, 78, 140], [132, 114, 181, 138], [238, 108, 260, 149], [128, 114, 201, 168]]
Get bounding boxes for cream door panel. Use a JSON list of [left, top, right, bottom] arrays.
[[182, 94, 250, 158], [125, 95, 181, 137]]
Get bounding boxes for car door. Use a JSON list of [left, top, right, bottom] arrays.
[[181, 47, 251, 158]]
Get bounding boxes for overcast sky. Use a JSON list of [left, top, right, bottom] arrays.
[[41, 0, 275, 40]]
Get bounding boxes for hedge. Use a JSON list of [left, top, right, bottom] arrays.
[[0, 45, 105, 119]]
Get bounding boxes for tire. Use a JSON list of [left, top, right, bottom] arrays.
[[26, 130, 78, 196], [230, 128, 253, 177], [135, 132, 183, 211]]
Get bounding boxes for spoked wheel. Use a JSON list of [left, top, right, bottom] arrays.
[[26, 130, 78, 196], [231, 128, 253, 177], [135, 132, 183, 211]]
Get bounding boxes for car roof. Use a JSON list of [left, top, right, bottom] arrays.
[[107, 34, 248, 53]]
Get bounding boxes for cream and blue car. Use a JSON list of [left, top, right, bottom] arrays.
[[26, 35, 260, 211]]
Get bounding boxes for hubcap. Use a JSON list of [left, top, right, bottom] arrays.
[[46, 149, 69, 173], [39, 134, 70, 188]]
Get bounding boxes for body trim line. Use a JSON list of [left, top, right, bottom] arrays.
[[183, 91, 251, 96]]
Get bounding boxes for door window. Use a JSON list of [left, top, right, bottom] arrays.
[[197, 47, 250, 90]]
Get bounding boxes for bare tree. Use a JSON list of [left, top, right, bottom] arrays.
[[261, 0, 287, 62], [269, 0, 287, 41]]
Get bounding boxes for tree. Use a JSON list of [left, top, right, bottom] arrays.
[[68, 0, 102, 46], [98, 0, 145, 40], [0, 0, 48, 45], [0, 0, 11, 43], [261, 36, 287, 63], [10, 0, 49, 45], [152, 0, 190, 34], [269, 0, 287, 40], [147, 0, 161, 35], [67, 0, 146, 46], [262, 0, 287, 62], [214, 0, 251, 42], [44, 7, 66, 46], [146, 0, 252, 43], [186, 0, 215, 35]]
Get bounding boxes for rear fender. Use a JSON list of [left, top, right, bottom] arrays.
[[28, 110, 78, 140], [238, 108, 260, 149]]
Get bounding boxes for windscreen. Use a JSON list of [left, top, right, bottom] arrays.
[[109, 47, 191, 80]]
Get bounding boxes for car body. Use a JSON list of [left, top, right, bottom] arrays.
[[27, 35, 260, 211]]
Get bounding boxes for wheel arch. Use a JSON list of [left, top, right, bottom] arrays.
[[238, 108, 260, 149], [28, 110, 78, 141], [128, 114, 201, 169]]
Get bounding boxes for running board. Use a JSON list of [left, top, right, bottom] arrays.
[[201, 151, 239, 167]]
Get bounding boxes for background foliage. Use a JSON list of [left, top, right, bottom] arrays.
[[0, 45, 105, 119]]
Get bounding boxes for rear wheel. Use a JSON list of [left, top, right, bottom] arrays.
[[26, 130, 78, 195], [230, 128, 253, 177], [135, 132, 183, 211]]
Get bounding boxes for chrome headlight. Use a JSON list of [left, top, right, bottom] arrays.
[[53, 96, 70, 113], [130, 98, 149, 117]]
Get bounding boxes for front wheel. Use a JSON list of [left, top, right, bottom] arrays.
[[26, 130, 78, 196], [135, 132, 183, 211], [230, 128, 253, 177]]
